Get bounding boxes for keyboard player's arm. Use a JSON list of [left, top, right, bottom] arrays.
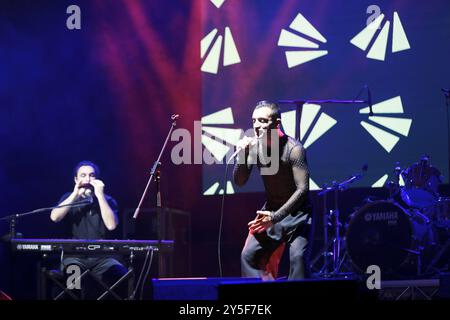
[[50, 182, 83, 222], [91, 179, 118, 231]]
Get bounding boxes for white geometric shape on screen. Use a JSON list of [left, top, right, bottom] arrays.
[[372, 174, 388, 188], [359, 96, 411, 153], [399, 174, 405, 187], [278, 13, 328, 68], [300, 103, 321, 141], [359, 96, 404, 114], [201, 134, 231, 161], [280, 105, 336, 149], [204, 182, 220, 195], [284, 51, 328, 68], [289, 13, 327, 43], [210, 0, 226, 9], [350, 14, 385, 51], [201, 28, 218, 59], [350, 12, 410, 61], [278, 29, 319, 48], [201, 35, 223, 74], [201, 27, 241, 74], [218, 181, 234, 195], [202, 127, 242, 146], [366, 21, 390, 61], [392, 12, 410, 53], [223, 27, 241, 66], [368, 116, 412, 136], [309, 178, 321, 191], [281, 110, 296, 138], [360, 121, 400, 153], [281, 103, 337, 149], [303, 113, 337, 149], [201, 107, 234, 125], [203, 181, 235, 195]]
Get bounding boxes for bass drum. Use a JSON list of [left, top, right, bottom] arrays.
[[346, 201, 434, 277]]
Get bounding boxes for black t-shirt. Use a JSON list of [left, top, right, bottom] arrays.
[[58, 192, 119, 239]]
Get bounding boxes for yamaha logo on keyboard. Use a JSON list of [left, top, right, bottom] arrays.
[[17, 244, 39, 250]]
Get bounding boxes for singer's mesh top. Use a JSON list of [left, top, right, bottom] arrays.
[[233, 134, 310, 225]]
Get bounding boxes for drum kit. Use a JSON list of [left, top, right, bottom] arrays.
[[312, 156, 449, 279]]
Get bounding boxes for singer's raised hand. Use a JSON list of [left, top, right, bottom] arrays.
[[235, 136, 255, 151]]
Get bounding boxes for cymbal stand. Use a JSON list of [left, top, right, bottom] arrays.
[[311, 172, 365, 277], [318, 182, 346, 275]]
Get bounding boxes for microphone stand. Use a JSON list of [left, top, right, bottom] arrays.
[[133, 114, 178, 220], [278, 86, 373, 141], [0, 198, 93, 241], [130, 114, 178, 299]]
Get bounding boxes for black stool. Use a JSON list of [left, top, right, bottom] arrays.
[[38, 255, 135, 300]]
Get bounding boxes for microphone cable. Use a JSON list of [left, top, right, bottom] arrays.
[[130, 246, 154, 300], [217, 160, 231, 278], [217, 136, 260, 277]]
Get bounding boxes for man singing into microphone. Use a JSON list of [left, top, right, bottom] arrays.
[[50, 160, 127, 299], [234, 100, 312, 280]]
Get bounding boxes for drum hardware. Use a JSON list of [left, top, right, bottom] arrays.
[[422, 197, 450, 274], [425, 236, 450, 274], [400, 155, 442, 209], [422, 197, 450, 229], [310, 165, 367, 277], [396, 155, 449, 276], [385, 162, 403, 201], [442, 88, 450, 185]]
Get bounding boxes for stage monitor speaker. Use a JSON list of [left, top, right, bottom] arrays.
[[218, 278, 372, 301]]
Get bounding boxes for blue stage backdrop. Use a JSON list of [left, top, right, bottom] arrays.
[[200, 0, 450, 195]]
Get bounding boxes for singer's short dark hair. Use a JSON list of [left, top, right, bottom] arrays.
[[254, 100, 281, 121], [73, 160, 100, 178]]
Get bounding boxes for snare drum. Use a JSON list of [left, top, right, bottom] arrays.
[[423, 197, 450, 229]]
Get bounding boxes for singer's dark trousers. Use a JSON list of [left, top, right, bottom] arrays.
[[241, 223, 309, 280]]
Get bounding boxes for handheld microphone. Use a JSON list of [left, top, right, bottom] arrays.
[[227, 135, 260, 165], [236, 136, 258, 153]]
